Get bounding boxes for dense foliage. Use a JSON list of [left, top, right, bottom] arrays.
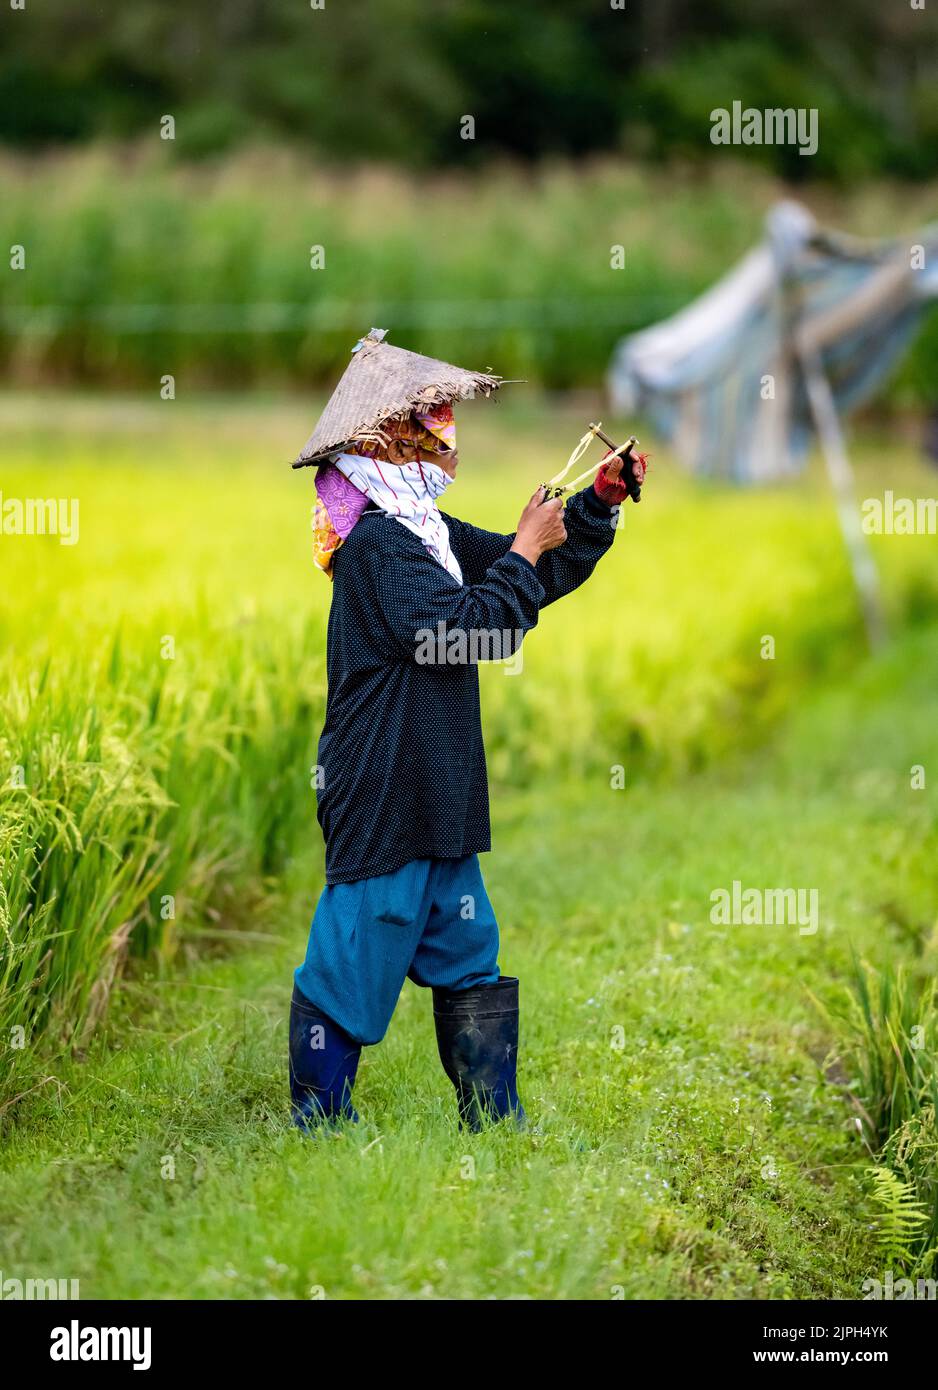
[[2, 1, 937, 180]]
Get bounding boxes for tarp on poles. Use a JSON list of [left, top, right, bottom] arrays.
[[608, 201, 938, 483]]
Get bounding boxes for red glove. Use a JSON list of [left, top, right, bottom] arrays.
[[594, 450, 648, 506]]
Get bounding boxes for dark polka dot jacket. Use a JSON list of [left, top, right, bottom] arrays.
[[317, 485, 618, 884]]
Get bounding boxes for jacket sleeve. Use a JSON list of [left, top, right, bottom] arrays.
[[362, 519, 545, 665], [442, 485, 618, 609]]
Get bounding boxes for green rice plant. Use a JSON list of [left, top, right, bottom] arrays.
[[0, 612, 326, 1056], [1, 148, 937, 400], [845, 959, 937, 1147]]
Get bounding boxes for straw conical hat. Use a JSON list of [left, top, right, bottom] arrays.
[[291, 328, 503, 468]]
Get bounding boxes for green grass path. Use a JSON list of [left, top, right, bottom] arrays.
[[1, 632, 935, 1300]]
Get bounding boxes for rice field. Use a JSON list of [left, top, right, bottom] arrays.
[[2, 149, 937, 401], [1, 390, 935, 1064]]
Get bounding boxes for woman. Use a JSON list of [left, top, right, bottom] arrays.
[[289, 331, 639, 1130]]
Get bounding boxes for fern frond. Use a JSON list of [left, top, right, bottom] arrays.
[[867, 1165, 929, 1271]]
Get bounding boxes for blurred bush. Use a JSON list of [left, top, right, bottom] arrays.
[[1, 150, 936, 401]]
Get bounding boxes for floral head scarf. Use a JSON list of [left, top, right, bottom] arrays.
[[311, 405, 456, 577]]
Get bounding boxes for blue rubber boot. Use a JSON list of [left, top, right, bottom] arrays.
[[432, 976, 526, 1131], [289, 984, 361, 1130]]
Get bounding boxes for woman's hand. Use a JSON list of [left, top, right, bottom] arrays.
[[594, 449, 647, 506], [510, 487, 567, 565]]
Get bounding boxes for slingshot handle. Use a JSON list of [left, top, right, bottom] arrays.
[[589, 425, 642, 503]]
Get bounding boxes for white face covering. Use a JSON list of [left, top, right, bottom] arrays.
[[334, 453, 463, 585]]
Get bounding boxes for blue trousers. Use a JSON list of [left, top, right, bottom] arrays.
[[294, 855, 501, 1045]]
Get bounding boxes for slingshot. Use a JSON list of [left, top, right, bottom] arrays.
[[541, 422, 644, 502]]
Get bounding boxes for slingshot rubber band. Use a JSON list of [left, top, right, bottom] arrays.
[[557, 462, 605, 493], [546, 428, 596, 489]]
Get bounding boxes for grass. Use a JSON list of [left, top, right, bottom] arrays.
[[1, 624, 936, 1299]]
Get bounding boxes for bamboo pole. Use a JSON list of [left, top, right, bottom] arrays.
[[801, 351, 887, 651]]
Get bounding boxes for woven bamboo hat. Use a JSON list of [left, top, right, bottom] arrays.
[[291, 328, 504, 469]]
